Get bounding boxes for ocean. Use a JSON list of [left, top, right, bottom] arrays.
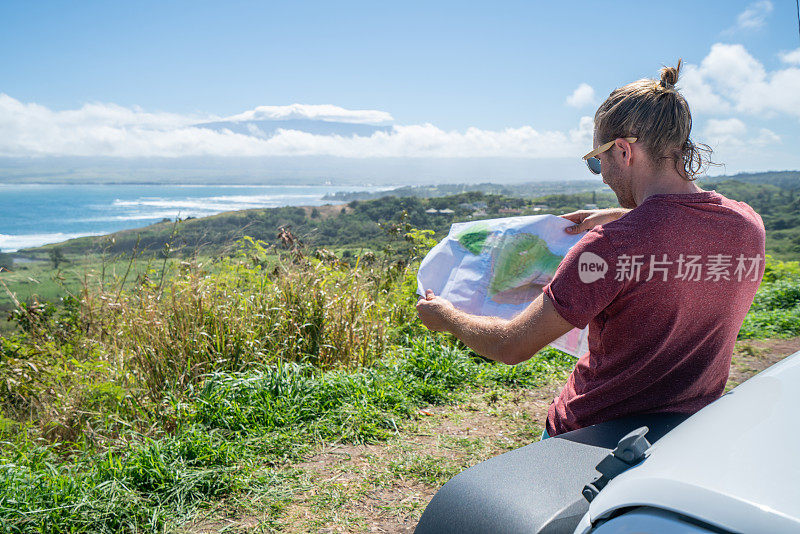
[[0, 183, 381, 252]]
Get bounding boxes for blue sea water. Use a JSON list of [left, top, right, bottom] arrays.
[[0, 183, 379, 252]]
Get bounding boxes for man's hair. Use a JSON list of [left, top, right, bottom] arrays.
[[594, 60, 712, 179]]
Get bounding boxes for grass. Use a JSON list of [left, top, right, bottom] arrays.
[[0, 338, 573, 533], [191, 338, 571, 445], [388, 435, 491, 486], [0, 234, 796, 532], [0, 430, 235, 533]]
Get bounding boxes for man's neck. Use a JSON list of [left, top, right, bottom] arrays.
[[634, 168, 703, 206]]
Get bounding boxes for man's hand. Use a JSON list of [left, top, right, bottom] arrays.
[[561, 208, 630, 234], [416, 289, 456, 332], [416, 290, 574, 365]]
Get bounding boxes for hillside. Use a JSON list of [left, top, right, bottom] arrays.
[[322, 180, 607, 201], [711, 170, 800, 190], [18, 175, 800, 261]]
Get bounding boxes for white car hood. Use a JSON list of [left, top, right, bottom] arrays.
[[582, 350, 800, 534]]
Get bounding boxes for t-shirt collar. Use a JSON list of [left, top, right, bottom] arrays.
[[640, 190, 722, 205]]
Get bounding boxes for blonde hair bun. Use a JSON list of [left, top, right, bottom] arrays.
[[659, 59, 682, 90]]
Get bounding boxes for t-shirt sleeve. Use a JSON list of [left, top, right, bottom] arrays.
[[543, 228, 624, 329]]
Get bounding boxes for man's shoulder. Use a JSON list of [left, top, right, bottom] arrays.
[[595, 192, 764, 248], [716, 194, 765, 228], [574, 224, 617, 254], [581, 212, 638, 252]]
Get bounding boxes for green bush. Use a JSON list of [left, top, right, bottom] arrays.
[[749, 279, 800, 312], [739, 256, 800, 339], [739, 305, 800, 339], [761, 255, 800, 283]]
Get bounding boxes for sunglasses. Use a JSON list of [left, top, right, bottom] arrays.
[[582, 137, 637, 175]]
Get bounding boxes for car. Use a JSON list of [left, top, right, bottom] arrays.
[[415, 349, 800, 533]]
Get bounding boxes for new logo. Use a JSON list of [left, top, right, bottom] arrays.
[[578, 251, 608, 283]]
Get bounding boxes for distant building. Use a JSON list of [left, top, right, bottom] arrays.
[[498, 208, 522, 215], [584, 203, 598, 210], [426, 208, 455, 215], [459, 201, 488, 211], [472, 209, 487, 216]]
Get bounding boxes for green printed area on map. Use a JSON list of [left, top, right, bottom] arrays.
[[489, 233, 563, 296], [456, 226, 491, 255]]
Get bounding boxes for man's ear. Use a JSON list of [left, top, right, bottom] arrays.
[[615, 138, 635, 167]]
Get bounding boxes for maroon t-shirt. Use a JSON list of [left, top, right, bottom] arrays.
[[542, 191, 765, 436]]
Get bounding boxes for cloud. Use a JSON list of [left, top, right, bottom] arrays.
[[753, 127, 781, 145], [703, 117, 780, 150], [679, 64, 731, 114], [224, 104, 393, 124], [679, 43, 800, 120], [704, 118, 747, 145], [0, 94, 594, 159], [565, 83, 596, 108], [726, 0, 773, 32], [779, 48, 800, 65]]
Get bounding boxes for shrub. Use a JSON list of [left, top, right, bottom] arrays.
[[739, 256, 800, 339]]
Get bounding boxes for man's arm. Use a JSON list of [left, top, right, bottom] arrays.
[[416, 289, 574, 365]]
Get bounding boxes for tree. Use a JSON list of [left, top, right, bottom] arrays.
[[49, 247, 66, 269]]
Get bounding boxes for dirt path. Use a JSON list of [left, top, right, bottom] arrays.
[[726, 338, 800, 389], [187, 337, 800, 533]]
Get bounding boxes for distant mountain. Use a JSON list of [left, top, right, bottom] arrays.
[[0, 156, 588, 185], [322, 180, 608, 201], [195, 119, 392, 138]]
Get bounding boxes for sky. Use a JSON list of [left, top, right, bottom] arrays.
[[1, 0, 799, 180]]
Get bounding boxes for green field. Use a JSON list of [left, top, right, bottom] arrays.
[[0, 254, 196, 334]]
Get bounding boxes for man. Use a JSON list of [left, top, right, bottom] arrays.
[[416, 61, 766, 437]]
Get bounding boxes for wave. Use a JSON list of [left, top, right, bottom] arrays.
[[0, 185, 381, 253], [0, 232, 109, 252], [110, 194, 323, 213]]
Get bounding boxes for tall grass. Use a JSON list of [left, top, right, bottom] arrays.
[[0, 238, 419, 443], [85, 244, 407, 398], [0, 229, 574, 533]]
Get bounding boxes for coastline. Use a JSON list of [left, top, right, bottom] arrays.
[[6, 201, 349, 258], [0, 183, 373, 253]]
